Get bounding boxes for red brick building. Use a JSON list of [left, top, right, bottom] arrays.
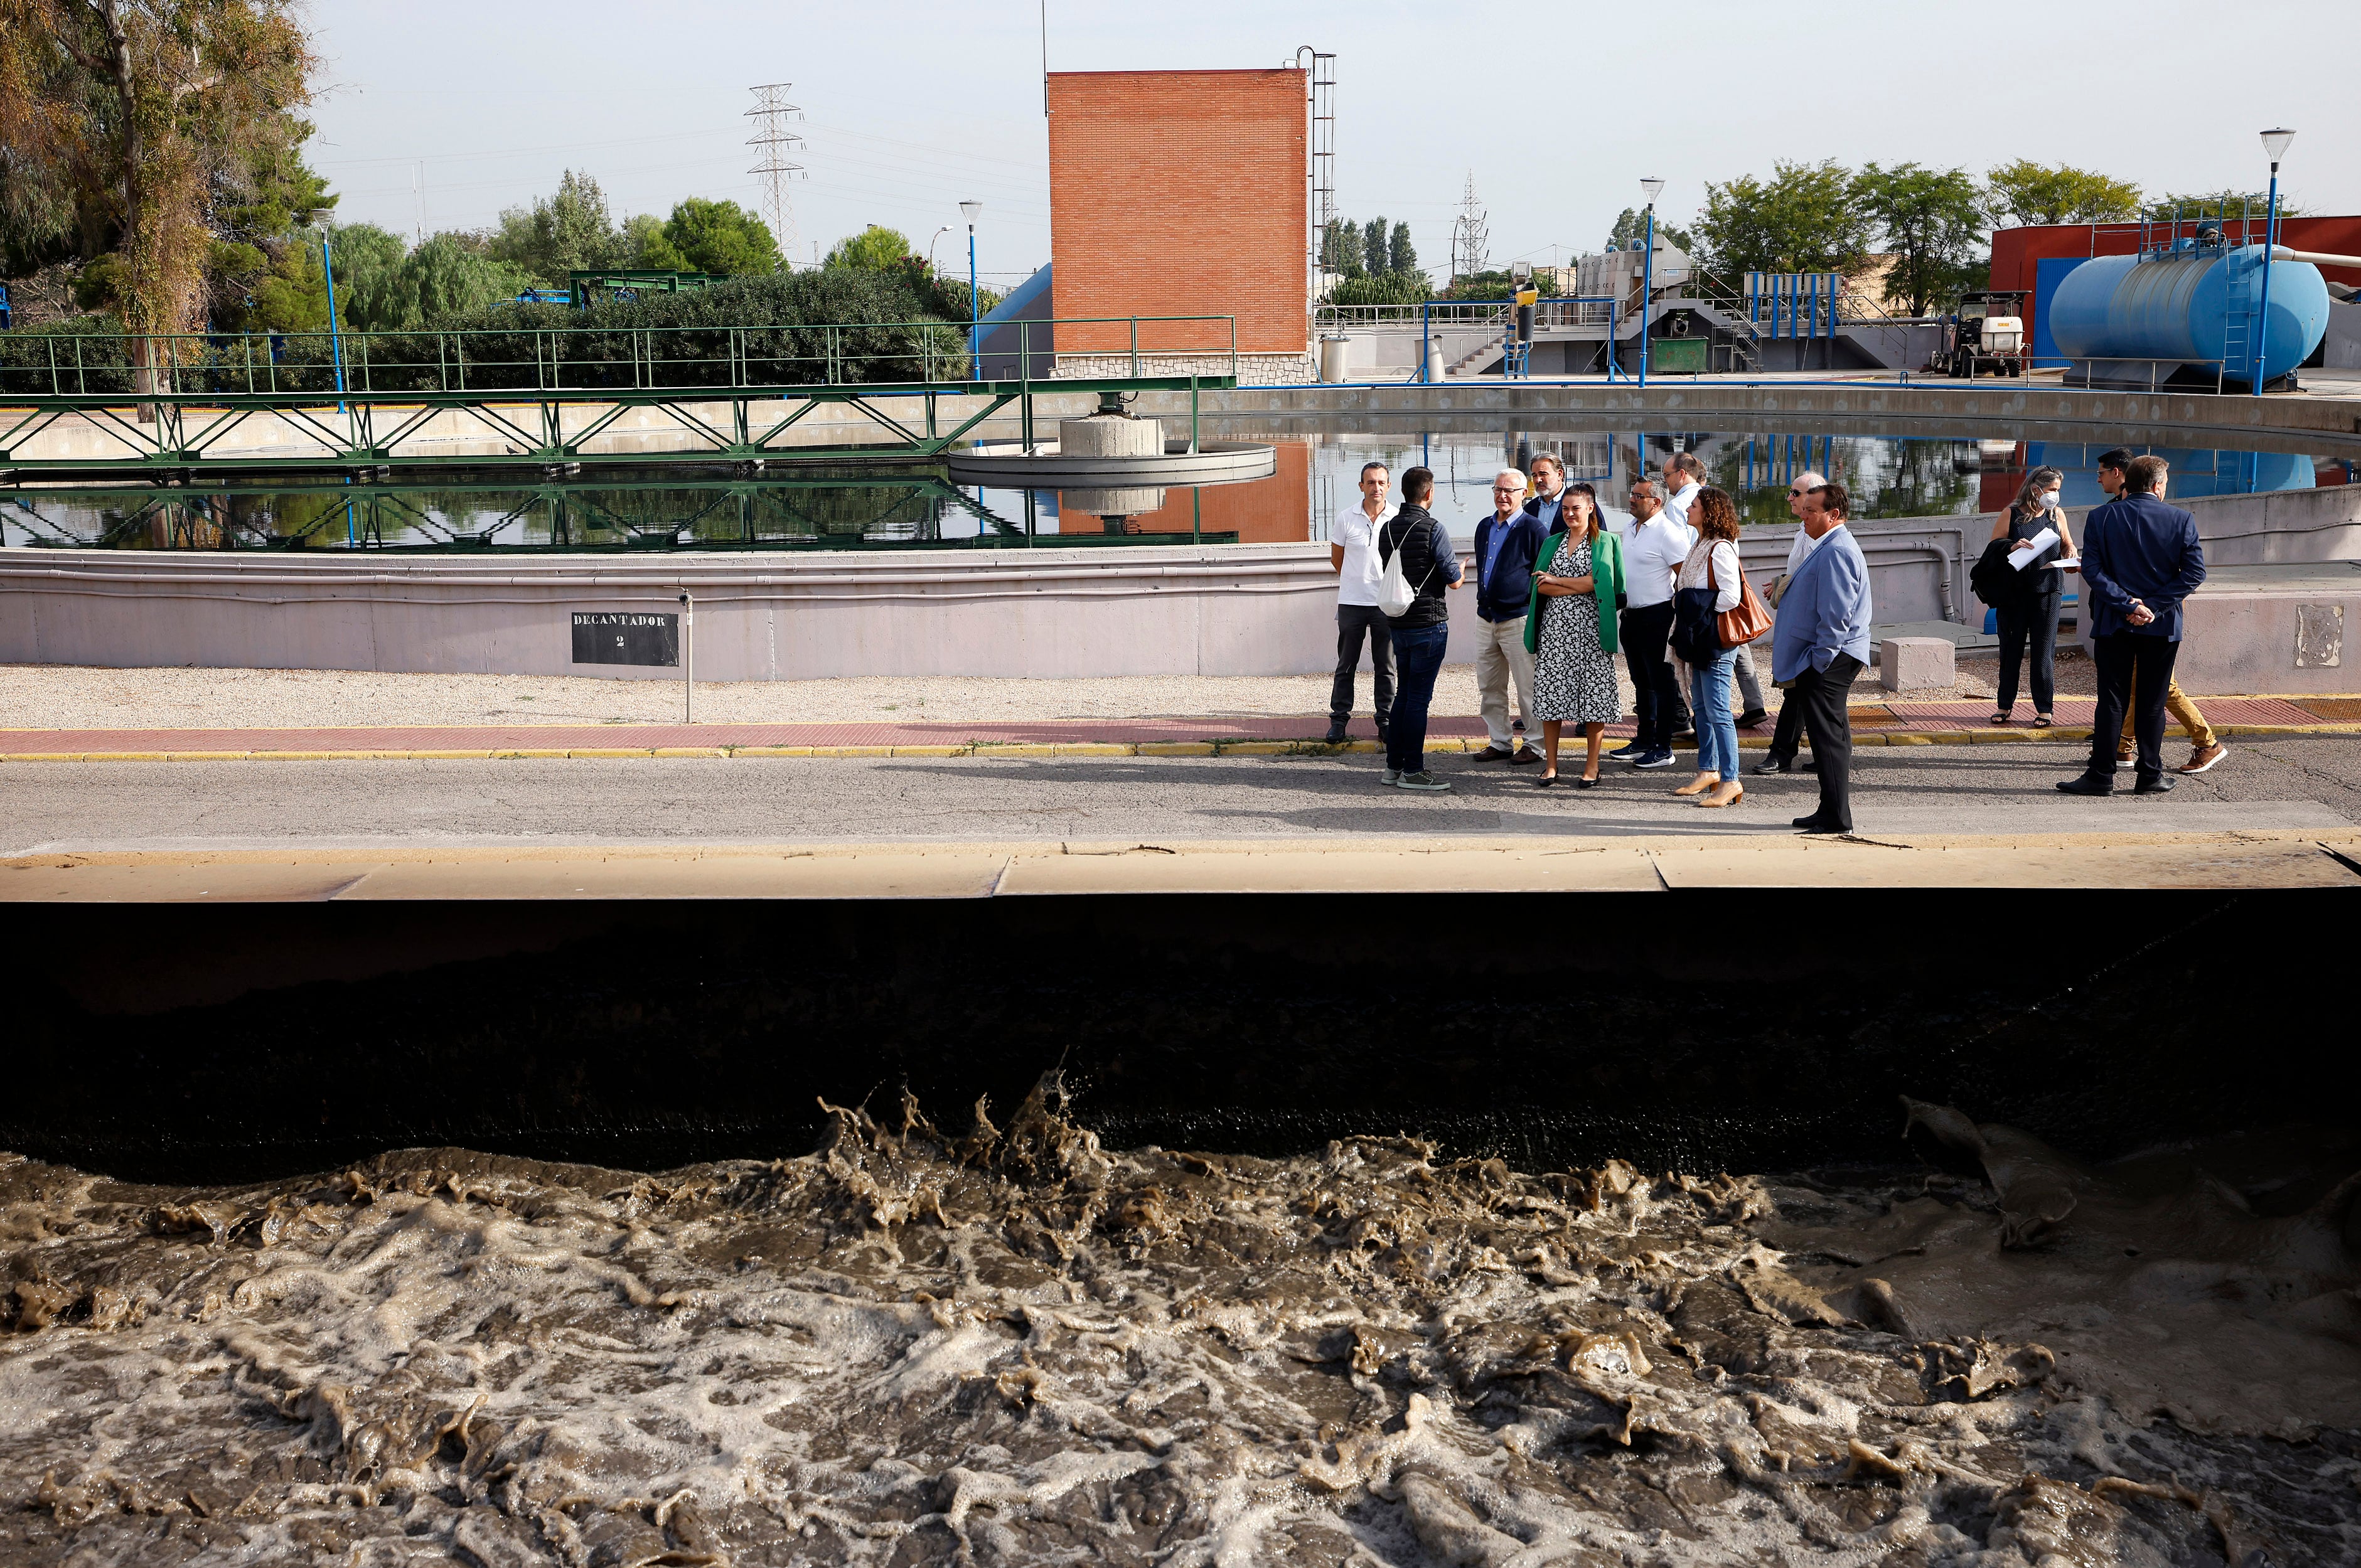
[[1047, 69, 1307, 372]]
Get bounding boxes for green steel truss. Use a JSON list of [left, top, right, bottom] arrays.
[[0, 314, 1240, 477]]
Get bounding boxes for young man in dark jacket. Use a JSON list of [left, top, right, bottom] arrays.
[[1378, 466, 1464, 791], [1471, 467, 1548, 763]]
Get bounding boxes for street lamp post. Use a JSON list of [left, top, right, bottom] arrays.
[[1637, 178, 1664, 388], [926, 225, 954, 272], [308, 210, 348, 413], [2252, 128, 2294, 397], [960, 200, 983, 383]]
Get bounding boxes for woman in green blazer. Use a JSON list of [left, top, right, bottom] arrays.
[[1523, 483, 1624, 786]]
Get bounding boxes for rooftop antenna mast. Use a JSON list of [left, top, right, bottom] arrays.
[[746, 83, 807, 269], [1295, 46, 1335, 309]]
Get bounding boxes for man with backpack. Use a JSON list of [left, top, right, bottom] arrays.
[[1375, 466, 1464, 792]]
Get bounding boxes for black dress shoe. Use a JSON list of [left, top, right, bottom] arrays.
[[1800, 758, 1818, 772], [1324, 720, 1348, 744], [1737, 708, 1769, 728], [2134, 772, 2176, 794], [1792, 814, 1846, 833], [2055, 774, 2113, 796], [1752, 757, 1791, 776], [1576, 774, 1600, 789]]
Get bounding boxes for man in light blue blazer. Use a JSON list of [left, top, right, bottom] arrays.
[[1770, 480, 1873, 833]]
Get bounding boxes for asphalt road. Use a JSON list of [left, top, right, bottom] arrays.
[[5, 739, 2358, 854]]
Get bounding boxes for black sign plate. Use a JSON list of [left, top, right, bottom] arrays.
[[571, 611, 679, 667]]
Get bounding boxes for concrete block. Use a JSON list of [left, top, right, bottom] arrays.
[[1878, 636, 1955, 693]]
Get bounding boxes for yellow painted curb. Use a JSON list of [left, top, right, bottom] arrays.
[[889, 744, 970, 757], [163, 751, 250, 761], [563, 748, 656, 759], [802, 745, 894, 757], [1137, 742, 1218, 756], [1052, 743, 1135, 756], [729, 746, 815, 756], [1222, 740, 1302, 755], [651, 747, 731, 758]]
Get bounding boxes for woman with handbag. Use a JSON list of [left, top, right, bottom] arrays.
[[1988, 466, 2072, 727], [1523, 483, 1623, 787], [1668, 488, 1765, 809]]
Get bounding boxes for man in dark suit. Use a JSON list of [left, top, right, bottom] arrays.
[[2058, 454, 2207, 796]]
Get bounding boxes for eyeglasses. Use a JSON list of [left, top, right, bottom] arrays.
[[1788, 488, 1806, 496], [1491, 486, 1522, 494]]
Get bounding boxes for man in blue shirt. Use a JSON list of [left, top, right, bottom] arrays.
[[1772, 481, 1873, 833], [1472, 467, 1548, 762], [2058, 454, 2208, 796]]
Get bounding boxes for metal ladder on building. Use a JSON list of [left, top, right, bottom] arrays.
[[2219, 261, 2255, 391]]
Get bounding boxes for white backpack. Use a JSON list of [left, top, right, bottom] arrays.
[[1376, 517, 1437, 617]]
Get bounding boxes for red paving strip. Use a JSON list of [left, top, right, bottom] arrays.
[[3, 697, 2355, 757]]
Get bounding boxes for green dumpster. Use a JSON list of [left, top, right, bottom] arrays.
[[1646, 336, 1709, 374]]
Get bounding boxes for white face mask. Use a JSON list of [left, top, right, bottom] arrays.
[[2041, 489, 2062, 508]]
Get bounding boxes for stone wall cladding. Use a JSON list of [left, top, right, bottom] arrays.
[[1047, 70, 1308, 358], [1055, 353, 1314, 385]]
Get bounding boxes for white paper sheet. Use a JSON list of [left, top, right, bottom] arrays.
[[2007, 527, 2059, 571]]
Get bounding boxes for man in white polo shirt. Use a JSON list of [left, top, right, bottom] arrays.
[[1610, 476, 1696, 767], [1327, 461, 1398, 745]]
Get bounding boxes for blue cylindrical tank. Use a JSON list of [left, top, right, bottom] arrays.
[[2047, 245, 2329, 381]]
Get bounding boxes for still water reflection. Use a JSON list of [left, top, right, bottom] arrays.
[[4, 427, 2340, 552]]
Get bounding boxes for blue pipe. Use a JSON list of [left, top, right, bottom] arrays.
[[321, 231, 346, 412]]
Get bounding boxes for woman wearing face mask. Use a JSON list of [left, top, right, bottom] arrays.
[[1989, 466, 2072, 726]]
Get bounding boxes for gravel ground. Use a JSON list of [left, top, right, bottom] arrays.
[[0, 657, 2049, 732]]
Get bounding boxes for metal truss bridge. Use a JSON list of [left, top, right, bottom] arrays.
[[0, 316, 1238, 480]]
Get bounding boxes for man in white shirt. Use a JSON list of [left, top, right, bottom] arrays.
[[1754, 470, 1827, 776], [1659, 452, 1767, 730], [1609, 477, 1696, 767], [1327, 461, 1398, 745]]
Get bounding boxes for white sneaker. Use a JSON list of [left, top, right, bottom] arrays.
[[1381, 768, 1402, 787], [1395, 771, 1451, 792]]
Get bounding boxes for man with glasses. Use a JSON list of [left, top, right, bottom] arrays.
[[1610, 476, 1695, 768], [1753, 470, 1829, 776], [1471, 467, 1547, 762]]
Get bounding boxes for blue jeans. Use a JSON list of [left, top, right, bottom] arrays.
[[1689, 645, 1740, 779], [1387, 622, 1449, 772]]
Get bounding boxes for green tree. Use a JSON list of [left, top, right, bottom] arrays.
[[1321, 217, 1363, 279], [1, 0, 318, 384], [1694, 160, 1872, 276], [1606, 207, 1693, 253], [640, 198, 779, 277], [1984, 159, 2141, 227], [1388, 221, 1416, 277], [340, 232, 531, 330], [1331, 270, 1430, 309], [823, 225, 914, 270], [1853, 162, 1988, 314], [1362, 216, 1387, 277], [486, 169, 625, 287]]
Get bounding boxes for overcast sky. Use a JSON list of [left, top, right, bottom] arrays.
[[311, 0, 2360, 281]]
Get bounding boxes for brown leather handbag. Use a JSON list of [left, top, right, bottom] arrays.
[[1713, 555, 1773, 649]]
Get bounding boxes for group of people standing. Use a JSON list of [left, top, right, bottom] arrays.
[[1327, 440, 2215, 826], [1327, 453, 1871, 829]]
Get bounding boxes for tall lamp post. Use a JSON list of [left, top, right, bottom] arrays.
[[2252, 128, 2294, 397], [960, 200, 983, 383], [308, 210, 347, 412], [926, 224, 954, 272], [1637, 177, 1664, 388]]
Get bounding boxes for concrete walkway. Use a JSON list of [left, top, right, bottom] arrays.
[[3, 693, 2354, 760], [5, 739, 2358, 895]]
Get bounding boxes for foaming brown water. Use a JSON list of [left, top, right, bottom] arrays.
[[4, 1080, 2358, 1566]]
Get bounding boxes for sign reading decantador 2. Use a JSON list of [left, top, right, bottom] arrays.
[[571, 611, 679, 667]]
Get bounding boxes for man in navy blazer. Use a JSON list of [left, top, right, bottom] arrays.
[[2059, 453, 2200, 798], [1771, 481, 1873, 833], [2058, 454, 2207, 796]]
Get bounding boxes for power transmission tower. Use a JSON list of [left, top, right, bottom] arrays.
[[746, 83, 806, 270], [1450, 171, 1489, 284]]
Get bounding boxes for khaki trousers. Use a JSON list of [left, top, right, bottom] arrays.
[[1474, 616, 1537, 750], [2114, 669, 2215, 755]]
